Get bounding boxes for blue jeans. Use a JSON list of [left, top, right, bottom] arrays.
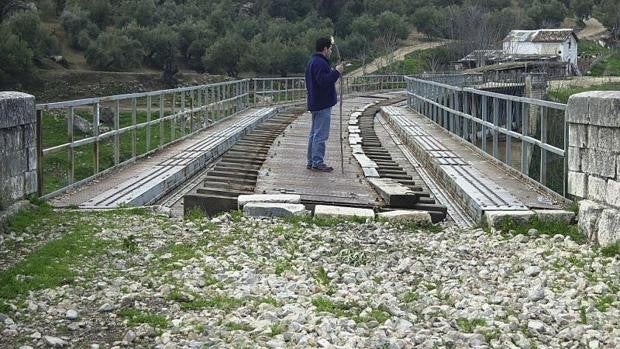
[[307, 107, 332, 167]]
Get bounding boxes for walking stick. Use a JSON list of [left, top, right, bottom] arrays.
[[331, 36, 345, 174]]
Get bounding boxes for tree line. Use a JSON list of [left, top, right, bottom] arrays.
[[0, 0, 618, 85]]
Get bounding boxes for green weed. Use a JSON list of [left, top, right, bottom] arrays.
[[118, 308, 169, 328]]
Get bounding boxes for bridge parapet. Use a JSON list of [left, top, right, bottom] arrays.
[[0, 92, 37, 209], [567, 91, 620, 247]]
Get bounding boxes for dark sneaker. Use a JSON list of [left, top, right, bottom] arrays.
[[306, 164, 312, 169], [312, 164, 334, 172]]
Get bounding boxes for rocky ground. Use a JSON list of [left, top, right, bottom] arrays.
[[0, 207, 618, 348]]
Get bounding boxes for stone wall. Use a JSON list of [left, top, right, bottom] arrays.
[[0, 92, 37, 209], [567, 91, 620, 247]]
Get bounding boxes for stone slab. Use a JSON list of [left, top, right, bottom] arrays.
[[568, 171, 587, 198], [314, 205, 375, 220], [606, 180, 620, 208], [367, 177, 419, 208], [533, 209, 575, 224], [485, 210, 535, 229], [0, 92, 35, 128], [567, 91, 620, 128], [237, 194, 301, 208], [243, 202, 308, 218], [362, 167, 380, 178], [597, 208, 620, 247], [578, 200, 606, 241], [377, 210, 431, 224], [587, 175, 607, 202]]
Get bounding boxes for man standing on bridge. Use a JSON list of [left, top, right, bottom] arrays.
[[305, 37, 344, 172]]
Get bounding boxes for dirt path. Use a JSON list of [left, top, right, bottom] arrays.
[[347, 33, 448, 77], [578, 17, 608, 40]]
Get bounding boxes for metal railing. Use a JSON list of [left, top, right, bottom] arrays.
[[405, 76, 568, 197], [35, 75, 405, 198]]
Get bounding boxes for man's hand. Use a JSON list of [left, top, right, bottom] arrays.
[[335, 63, 344, 74]]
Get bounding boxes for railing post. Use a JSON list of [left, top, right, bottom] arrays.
[[93, 102, 100, 174], [539, 106, 547, 185], [114, 100, 120, 165], [36, 109, 43, 196], [506, 100, 513, 167], [67, 107, 74, 185]]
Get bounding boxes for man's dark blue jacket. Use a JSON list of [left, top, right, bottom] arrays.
[[305, 53, 341, 112]]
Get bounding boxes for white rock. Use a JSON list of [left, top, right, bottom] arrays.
[[524, 266, 541, 277], [44, 336, 68, 347], [527, 320, 546, 333], [66, 309, 78, 320]]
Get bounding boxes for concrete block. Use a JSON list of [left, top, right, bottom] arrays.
[[584, 149, 616, 178], [485, 210, 535, 229], [0, 92, 36, 128], [23, 123, 35, 146], [27, 146, 37, 171], [368, 177, 419, 208], [533, 209, 575, 224], [606, 180, 620, 208], [568, 124, 587, 148], [587, 176, 607, 202], [614, 128, 620, 153], [597, 209, 620, 247], [0, 150, 27, 177], [568, 171, 587, 198], [6, 175, 24, 200], [0, 127, 23, 153], [237, 194, 301, 208], [314, 205, 375, 221], [566, 94, 591, 124], [243, 202, 308, 218], [597, 127, 616, 151], [587, 91, 620, 128], [353, 153, 377, 168], [24, 171, 37, 195], [377, 210, 432, 224], [587, 125, 598, 148], [362, 167, 380, 178], [578, 200, 606, 241], [567, 147, 581, 171]]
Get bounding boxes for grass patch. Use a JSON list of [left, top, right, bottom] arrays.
[[270, 323, 285, 336], [311, 297, 390, 324], [118, 308, 169, 328], [402, 291, 418, 303], [594, 295, 615, 312], [600, 241, 620, 257], [456, 318, 486, 333], [312, 297, 358, 317], [579, 306, 588, 324], [496, 217, 585, 244], [168, 291, 243, 311], [274, 259, 293, 276], [283, 214, 368, 228], [225, 322, 253, 331], [314, 266, 331, 287], [547, 82, 620, 103], [0, 211, 112, 312]]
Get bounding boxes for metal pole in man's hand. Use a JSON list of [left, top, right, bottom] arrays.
[[331, 36, 345, 174]]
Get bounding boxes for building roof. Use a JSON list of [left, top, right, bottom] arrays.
[[504, 29, 577, 43], [458, 50, 559, 63]]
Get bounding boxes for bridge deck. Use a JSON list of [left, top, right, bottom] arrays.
[[254, 96, 388, 206], [49, 107, 276, 208], [381, 106, 563, 220]]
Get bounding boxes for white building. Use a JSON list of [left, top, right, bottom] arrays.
[[503, 29, 578, 66]]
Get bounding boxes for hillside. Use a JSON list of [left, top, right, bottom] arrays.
[[1, 0, 619, 100]]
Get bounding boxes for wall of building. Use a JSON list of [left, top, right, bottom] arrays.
[[567, 91, 620, 247], [0, 92, 37, 210]]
